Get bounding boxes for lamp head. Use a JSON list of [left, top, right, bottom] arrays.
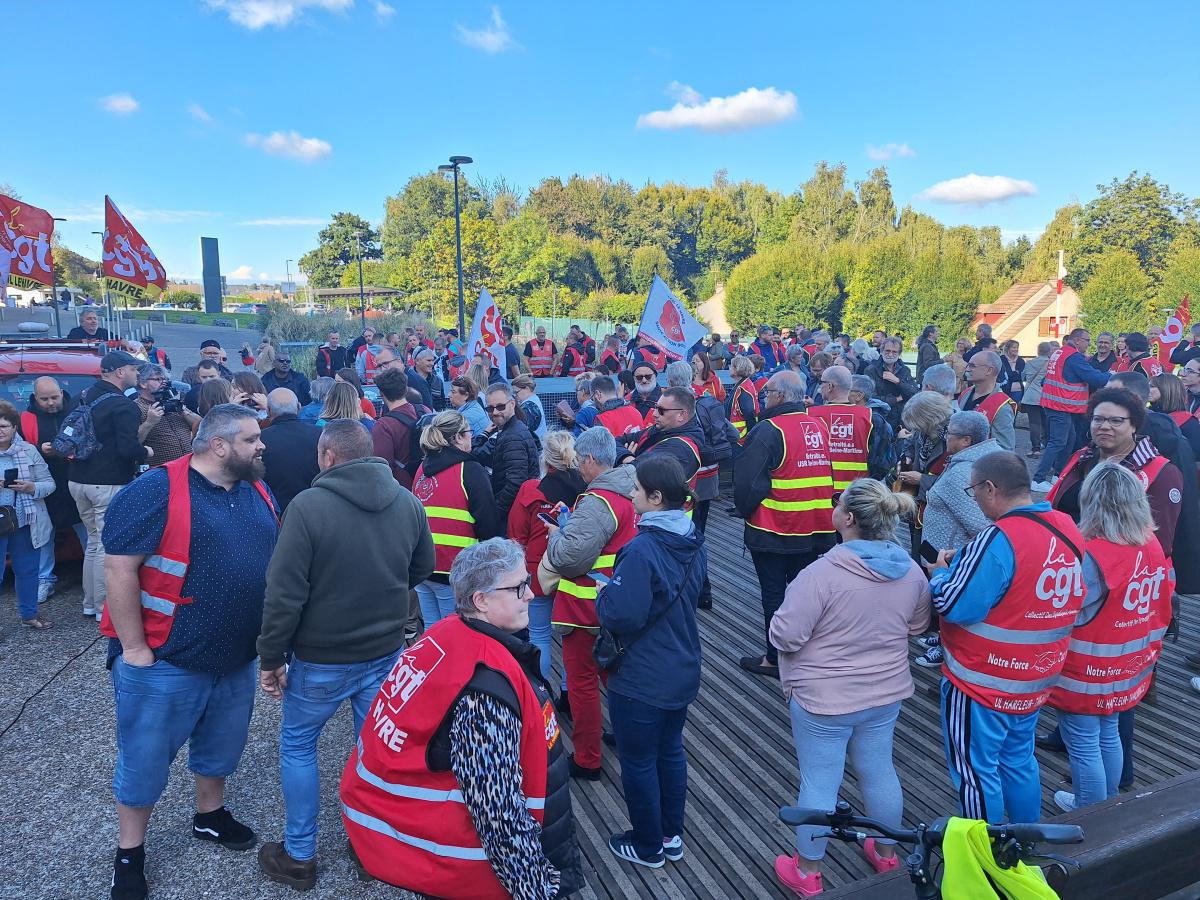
[[449, 155, 473, 165]]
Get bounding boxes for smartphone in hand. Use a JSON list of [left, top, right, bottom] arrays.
[[3, 468, 17, 488], [919, 541, 941, 565]]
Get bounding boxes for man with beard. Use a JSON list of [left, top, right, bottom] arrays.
[[627, 360, 662, 423], [100, 404, 280, 900]]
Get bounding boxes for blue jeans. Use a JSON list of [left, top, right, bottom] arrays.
[[38, 523, 89, 582], [790, 700, 904, 860], [281, 651, 400, 861], [527, 596, 554, 684], [1035, 409, 1084, 481], [415, 579, 456, 626], [609, 691, 689, 858], [111, 657, 256, 808], [1057, 711, 1121, 807], [3, 525, 43, 620]]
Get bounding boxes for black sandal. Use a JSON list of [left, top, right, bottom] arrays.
[[739, 656, 780, 678]]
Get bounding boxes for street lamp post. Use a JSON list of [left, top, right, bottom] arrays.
[[285, 259, 292, 302], [91, 230, 112, 335], [437, 155, 472, 340], [352, 231, 366, 331], [50, 217, 66, 337]]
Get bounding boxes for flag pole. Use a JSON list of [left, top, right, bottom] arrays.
[[1056, 249, 1065, 337]]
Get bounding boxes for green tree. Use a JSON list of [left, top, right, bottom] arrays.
[[790, 162, 857, 250], [298, 213, 380, 289], [695, 194, 755, 275], [1079, 250, 1153, 335], [842, 235, 914, 337], [909, 245, 982, 341], [630, 245, 674, 294], [399, 217, 499, 322], [381, 172, 486, 262], [1022, 204, 1079, 281], [725, 243, 841, 331], [849, 167, 897, 244], [1157, 246, 1200, 317]]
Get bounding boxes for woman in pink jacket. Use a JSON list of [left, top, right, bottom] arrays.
[[769, 479, 931, 897]]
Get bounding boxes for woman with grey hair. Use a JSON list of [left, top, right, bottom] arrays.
[[726, 355, 760, 445], [1047, 464, 1172, 812], [1020, 341, 1058, 458], [301, 376, 335, 422], [340, 538, 584, 898], [892, 391, 953, 558]]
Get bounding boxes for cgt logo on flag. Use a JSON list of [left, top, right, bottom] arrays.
[[466, 287, 506, 374], [636, 274, 707, 361]]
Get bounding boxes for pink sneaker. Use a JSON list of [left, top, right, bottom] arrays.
[[863, 838, 900, 873], [774, 854, 823, 896]]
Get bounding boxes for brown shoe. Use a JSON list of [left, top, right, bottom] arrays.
[[258, 841, 316, 891]]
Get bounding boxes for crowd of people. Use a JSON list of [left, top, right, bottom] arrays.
[[8, 312, 1200, 900]]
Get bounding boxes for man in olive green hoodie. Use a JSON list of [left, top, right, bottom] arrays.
[[255, 419, 434, 891]]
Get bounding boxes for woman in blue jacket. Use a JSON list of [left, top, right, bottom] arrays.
[[597, 454, 706, 870]]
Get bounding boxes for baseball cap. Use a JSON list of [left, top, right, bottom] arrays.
[[200, 339, 222, 350], [100, 350, 140, 372]]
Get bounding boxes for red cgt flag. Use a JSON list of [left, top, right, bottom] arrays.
[[1154, 295, 1190, 372], [1, 194, 56, 296], [103, 196, 167, 303]]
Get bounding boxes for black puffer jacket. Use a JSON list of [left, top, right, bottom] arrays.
[[472, 416, 539, 529], [67, 379, 149, 486], [631, 415, 706, 483], [23, 393, 80, 527]]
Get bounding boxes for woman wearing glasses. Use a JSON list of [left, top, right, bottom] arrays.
[[341, 538, 584, 899], [410, 411, 500, 626]]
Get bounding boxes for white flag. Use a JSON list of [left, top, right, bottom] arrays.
[[466, 287, 506, 374], [636, 274, 707, 361]]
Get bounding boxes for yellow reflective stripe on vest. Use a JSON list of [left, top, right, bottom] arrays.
[[593, 554, 616, 568], [557, 578, 598, 600], [770, 476, 835, 489], [424, 505, 476, 524], [761, 498, 833, 512], [830, 461, 868, 490], [431, 534, 478, 548]]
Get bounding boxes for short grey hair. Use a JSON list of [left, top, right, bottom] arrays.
[[730, 355, 754, 378], [485, 382, 514, 403], [574, 426, 617, 467], [665, 361, 692, 388], [812, 330, 831, 343], [972, 350, 1001, 373], [786, 344, 806, 364], [947, 410, 990, 445], [413, 346, 435, 363], [311, 376, 336, 403], [882, 337, 903, 352], [850, 374, 875, 398], [977, 323, 993, 338], [901, 391, 952, 436], [137, 363, 167, 386], [768, 370, 807, 403], [267, 389, 301, 418], [822, 365, 851, 393], [192, 403, 258, 454], [450, 538, 528, 615], [922, 363, 958, 398]]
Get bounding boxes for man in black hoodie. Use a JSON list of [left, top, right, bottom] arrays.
[[68, 351, 152, 619], [256, 420, 435, 891], [473, 383, 539, 530]]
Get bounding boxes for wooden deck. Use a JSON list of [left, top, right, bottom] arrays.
[[565, 494, 1200, 899]]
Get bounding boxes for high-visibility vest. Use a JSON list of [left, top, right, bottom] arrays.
[[147, 347, 168, 368], [552, 488, 638, 628], [1041, 346, 1090, 413], [340, 615, 559, 900], [1130, 354, 1164, 379], [411, 462, 478, 575], [807, 403, 872, 490], [19, 411, 38, 446], [594, 403, 644, 438], [598, 348, 622, 371], [563, 346, 587, 376], [958, 387, 1016, 424], [1048, 452, 1168, 507], [746, 412, 835, 537], [727, 343, 745, 355], [1170, 410, 1196, 429], [527, 339, 555, 377], [361, 349, 379, 385], [729, 379, 760, 444], [1049, 537, 1173, 715], [940, 510, 1086, 712], [98, 454, 276, 648], [636, 432, 702, 513]]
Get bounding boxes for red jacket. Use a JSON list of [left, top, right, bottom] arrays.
[[507, 471, 586, 595]]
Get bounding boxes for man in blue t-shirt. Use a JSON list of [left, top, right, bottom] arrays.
[[102, 404, 279, 900]]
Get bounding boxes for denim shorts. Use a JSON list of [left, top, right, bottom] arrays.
[[111, 656, 256, 808]]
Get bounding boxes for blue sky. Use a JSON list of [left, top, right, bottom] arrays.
[[8, 1, 1199, 284]]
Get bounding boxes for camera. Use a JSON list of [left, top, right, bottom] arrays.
[[153, 384, 183, 414]]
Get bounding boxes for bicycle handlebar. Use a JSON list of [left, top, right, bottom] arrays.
[[779, 807, 1084, 847]]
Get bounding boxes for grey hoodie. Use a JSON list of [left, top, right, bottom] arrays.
[[257, 456, 435, 669], [546, 464, 636, 578]]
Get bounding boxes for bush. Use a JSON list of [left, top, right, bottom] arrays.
[[261, 303, 434, 375], [725, 242, 841, 331]]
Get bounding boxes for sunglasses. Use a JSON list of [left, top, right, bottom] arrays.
[[484, 402, 511, 413], [635, 374, 656, 382], [654, 405, 683, 415]]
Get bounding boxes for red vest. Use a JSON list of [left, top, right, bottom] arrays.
[[940, 510, 1086, 712], [1041, 346, 1090, 413], [527, 339, 555, 377], [340, 616, 555, 900], [807, 403, 872, 490], [1048, 452, 1169, 507], [98, 455, 276, 648], [727, 343, 745, 356], [1170, 410, 1196, 429], [1049, 537, 1173, 715], [1131, 354, 1164, 379], [595, 403, 644, 438], [563, 346, 587, 377], [552, 488, 638, 628], [959, 387, 1015, 424], [412, 462, 478, 575], [598, 348, 622, 371], [19, 411, 38, 447], [359, 348, 379, 385], [148, 347, 168, 368], [729, 379, 760, 444], [746, 412, 835, 537]]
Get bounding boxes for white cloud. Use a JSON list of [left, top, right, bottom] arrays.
[[374, 1, 395, 20], [636, 85, 798, 133], [229, 265, 255, 278], [866, 142, 915, 161], [188, 102, 213, 123], [206, 0, 352, 30], [456, 6, 515, 53], [99, 93, 139, 115], [917, 174, 1038, 205], [259, 271, 271, 280], [245, 130, 333, 163], [238, 216, 326, 226], [56, 205, 215, 224]]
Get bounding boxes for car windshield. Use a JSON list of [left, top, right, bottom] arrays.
[[0, 374, 98, 408]]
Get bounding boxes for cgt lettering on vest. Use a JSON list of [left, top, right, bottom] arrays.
[[1034, 536, 1084, 609], [828, 414, 855, 441], [1123, 551, 1168, 615], [370, 638, 447, 753]]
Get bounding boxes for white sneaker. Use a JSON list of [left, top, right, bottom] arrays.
[[38, 580, 54, 604], [1053, 790, 1077, 812], [82, 604, 96, 617], [1031, 480, 1055, 493], [1189, 676, 1200, 694]]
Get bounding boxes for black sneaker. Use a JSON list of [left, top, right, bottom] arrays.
[[568, 753, 602, 781], [602, 730, 616, 748], [554, 690, 572, 722], [111, 847, 147, 900], [609, 832, 665, 869], [193, 806, 257, 851]]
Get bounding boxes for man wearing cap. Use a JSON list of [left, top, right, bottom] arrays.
[[182, 341, 234, 387], [68, 351, 153, 621], [261, 353, 312, 407]]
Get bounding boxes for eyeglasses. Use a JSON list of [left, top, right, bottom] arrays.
[[1091, 415, 1130, 428], [635, 374, 656, 382], [1183, 368, 1200, 377], [493, 574, 532, 598], [764, 388, 786, 396], [484, 402, 511, 413], [654, 405, 683, 415], [964, 479, 992, 498], [456, 428, 471, 437]]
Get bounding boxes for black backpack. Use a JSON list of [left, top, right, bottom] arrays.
[[384, 407, 434, 476], [694, 395, 736, 465]]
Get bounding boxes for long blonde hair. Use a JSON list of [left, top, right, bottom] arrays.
[[320, 382, 364, 421], [1079, 462, 1155, 546], [541, 430, 577, 474], [421, 410, 467, 452]]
